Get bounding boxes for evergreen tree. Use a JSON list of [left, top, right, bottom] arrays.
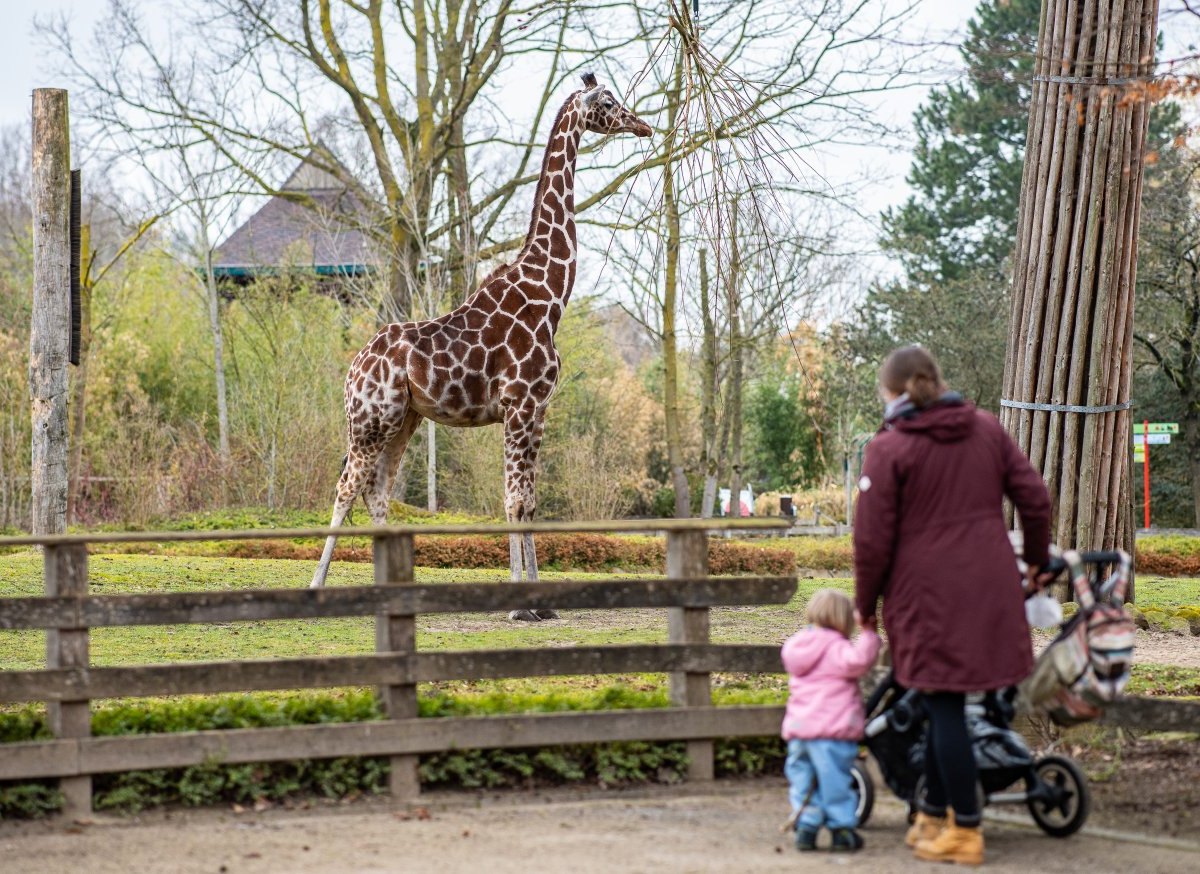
[[860, 0, 1180, 409], [881, 0, 1041, 285], [846, 0, 1043, 412]]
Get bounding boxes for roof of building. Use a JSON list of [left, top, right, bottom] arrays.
[[211, 148, 378, 278]]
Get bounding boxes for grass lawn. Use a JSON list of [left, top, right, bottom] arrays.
[[0, 551, 845, 663], [0, 551, 1196, 701], [1130, 575, 1200, 612]]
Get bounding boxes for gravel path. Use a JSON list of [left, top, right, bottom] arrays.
[[1032, 628, 1200, 668], [2, 782, 1196, 874]]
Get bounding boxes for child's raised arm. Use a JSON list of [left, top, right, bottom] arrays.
[[823, 629, 882, 679]]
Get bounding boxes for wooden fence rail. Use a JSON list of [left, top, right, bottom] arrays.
[[0, 520, 795, 816], [3, 519, 1196, 819]]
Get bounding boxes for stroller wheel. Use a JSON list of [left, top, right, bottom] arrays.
[[851, 760, 875, 827], [1027, 755, 1090, 837]]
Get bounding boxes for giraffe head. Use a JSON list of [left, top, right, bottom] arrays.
[[579, 73, 652, 138]]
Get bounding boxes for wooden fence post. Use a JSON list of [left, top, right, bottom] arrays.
[[374, 532, 419, 801], [45, 542, 90, 815], [667, 528, 712, 781], [30, 89, 71, 538]]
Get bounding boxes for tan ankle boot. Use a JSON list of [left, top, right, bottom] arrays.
[[913, 812, 984, 866], [905, 811, 946, 848]]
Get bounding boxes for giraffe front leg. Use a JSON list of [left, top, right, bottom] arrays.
[[504, 405, 549, 621], [522, 406, 556, 619]]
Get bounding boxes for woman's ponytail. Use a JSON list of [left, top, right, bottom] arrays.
[[881, 346, 946, 409]]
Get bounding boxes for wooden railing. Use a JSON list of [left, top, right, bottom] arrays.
[[0, 518, 794, 816]]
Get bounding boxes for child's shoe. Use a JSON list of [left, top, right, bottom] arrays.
[[794, 823, 819, 851], [913, 813, 983, 866], [905, 811, 947, 848], [830, 827, 864, 852]]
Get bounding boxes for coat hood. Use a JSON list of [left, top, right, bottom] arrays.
[[889, 396, 976, 443], [782, 625, 844, 675]]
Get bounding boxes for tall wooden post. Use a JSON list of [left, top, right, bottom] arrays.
[[667, 528, 713, 781], [1001, 0, 1157, 556], [374, 532, 420, 800], [30, 89, 71, 537], [45, 542, 91, 815]]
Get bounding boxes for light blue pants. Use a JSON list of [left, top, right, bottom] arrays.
[[785, 738, 859, 829]]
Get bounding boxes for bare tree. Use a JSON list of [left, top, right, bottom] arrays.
[[594, 0, 922, 516], [43, 0, 643, 323]]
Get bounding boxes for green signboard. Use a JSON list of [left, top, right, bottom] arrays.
[[1133, 423, 1179, 434]]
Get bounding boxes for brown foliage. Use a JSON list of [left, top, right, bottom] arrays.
[[1134, 551, 1200, 577], [222, 533, 794, 575]]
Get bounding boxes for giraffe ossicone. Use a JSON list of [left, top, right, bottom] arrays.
[[310, 74, 652, 623]]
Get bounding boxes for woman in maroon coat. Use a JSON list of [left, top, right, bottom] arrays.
[[854, 346, 1051, 866]]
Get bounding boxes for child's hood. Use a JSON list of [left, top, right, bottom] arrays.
[[781, 625, 845, 675]]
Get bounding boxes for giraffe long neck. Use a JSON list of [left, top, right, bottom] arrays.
[[520, 96, 583, 283]]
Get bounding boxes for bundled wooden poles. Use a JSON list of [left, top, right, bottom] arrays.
[[1002, 0, 1158, 552]]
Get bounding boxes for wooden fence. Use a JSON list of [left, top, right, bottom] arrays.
[[2, 518, 1197, 819], [0, 519, 796, 817]]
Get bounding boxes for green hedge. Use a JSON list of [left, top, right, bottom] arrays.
[[0, 688, 785, 818]]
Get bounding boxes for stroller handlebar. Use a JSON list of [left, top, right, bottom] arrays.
[[1078, 549, 1126, 565]]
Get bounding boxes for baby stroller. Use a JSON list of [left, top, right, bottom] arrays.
[[849, 548, 1133, 838]]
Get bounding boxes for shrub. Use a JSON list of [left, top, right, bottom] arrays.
[[0, 687, 787, 816], [1136, 536, 1200, 576], [192, 533, 795, 575]]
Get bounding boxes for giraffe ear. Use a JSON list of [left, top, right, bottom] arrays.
[[581, 72, 598, 89]]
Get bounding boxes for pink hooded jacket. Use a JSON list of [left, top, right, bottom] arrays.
[[781, 625, 881, 741]]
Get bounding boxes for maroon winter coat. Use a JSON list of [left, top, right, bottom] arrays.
[[853, 400, 1051, 693]]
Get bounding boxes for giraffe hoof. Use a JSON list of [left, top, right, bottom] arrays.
[[532, 609, 559, 620], [508, 609, 541, 622]]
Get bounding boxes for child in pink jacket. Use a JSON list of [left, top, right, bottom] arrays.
[[781, 588, 881, 852]]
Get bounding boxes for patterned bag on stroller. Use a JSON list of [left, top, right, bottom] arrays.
[[1020, 549, 1134, 726]]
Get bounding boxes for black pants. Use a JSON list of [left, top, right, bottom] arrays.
[[919, 692, 981, 827]]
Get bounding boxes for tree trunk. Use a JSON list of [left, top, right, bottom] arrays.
[[698, 249, 720, 518], [66, 225, 92, 525], [725, 202, 745, 518], [30, 89, 71, 538], [201, 234, 231, 488], [662, 54, 691, 518], [1001, 0, 1157, 555], [1185, 410, 1200, 530], [728, 304, 744, 517]]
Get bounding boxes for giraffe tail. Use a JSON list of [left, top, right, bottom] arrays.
[[339, 453, 348, 475]]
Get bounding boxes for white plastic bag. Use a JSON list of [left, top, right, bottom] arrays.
[[1025, 593, 1064, 629]]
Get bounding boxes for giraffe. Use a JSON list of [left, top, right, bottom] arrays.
[[309, 73, 652, 621]]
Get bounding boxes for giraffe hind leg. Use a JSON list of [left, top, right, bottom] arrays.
[[311, 448, 378, 589], [363, 409, 422, 526]]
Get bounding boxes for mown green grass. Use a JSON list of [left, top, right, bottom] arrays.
[[1130, 576, 1200, 613], [0, 552, 1194, 699], [755, 535, 853, 570], [87, 503, 496, 532], [1137, 534, 1200, 558]]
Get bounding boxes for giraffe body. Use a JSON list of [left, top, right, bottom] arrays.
[[310, 76, 652, 609]]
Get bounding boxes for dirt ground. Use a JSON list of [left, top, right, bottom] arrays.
[[1, 781, 1196, 874], [1072, 733, 1200, 840], [1030, 627, 1200, 669]]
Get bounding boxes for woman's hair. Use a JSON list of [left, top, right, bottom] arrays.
[[806, 588, 855, 638], [880, 345, 946, 409]]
